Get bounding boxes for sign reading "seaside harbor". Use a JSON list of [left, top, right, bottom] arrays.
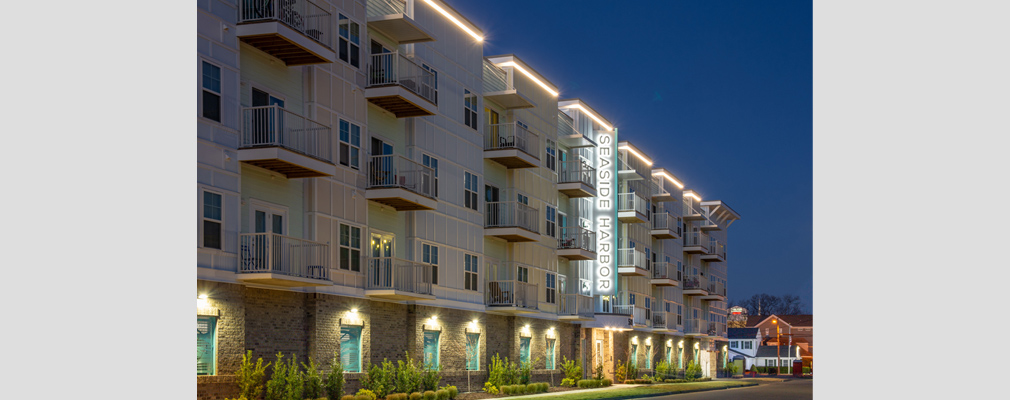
[[594, 129, 616, 296]]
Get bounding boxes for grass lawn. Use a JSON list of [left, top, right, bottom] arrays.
[[511, 381, 758, 400]]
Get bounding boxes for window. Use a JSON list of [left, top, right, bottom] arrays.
[[202, 61, 221, 122], [665, 346, 672, 365], [519, 336, 531, 365], [424, 330, 440, 368], [197, 316, 217, 375], [545, 139, 556, 172], [339, 120, 361, 169], [203, 191, 222, 249], [463, 89, 478, 130], [340, 326, 362, 372], [766, 359, 776, 367], [516, 265, 529, 283], [423, 64, 438, 103], [678, 347, 684, 369], [464, 254, 478, 291], [630, 343, 638, 367], [545, 206, 556, 238], [730, 341, 738, 349], [466, 333, 480, 370], [423, 243, 439, 285], [339, 224, 362, 272], [423, 154, 439, 197], [517, 192, 529, 205], [645, 344, 652, 369], [677, 305, 683, 325], [546, 338, 556, 370], [338, 14, 360, 68], [743, 341, 753, 350], [464, 171, 478, 211], [545, 272, 556, 304]]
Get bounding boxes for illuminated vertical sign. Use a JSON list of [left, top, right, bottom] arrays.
[[594, 128, 617, 296]]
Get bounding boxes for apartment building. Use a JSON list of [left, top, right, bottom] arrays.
[[196, 1, 740, 398]]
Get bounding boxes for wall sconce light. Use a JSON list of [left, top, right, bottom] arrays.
[[197, 294, 208, 308]]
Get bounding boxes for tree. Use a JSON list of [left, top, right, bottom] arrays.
[[729, 293, 806, 317]]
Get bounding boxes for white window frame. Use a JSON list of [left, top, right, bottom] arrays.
[[339, 223, 363, 272], [545, 272, 556, 304], [463, 88, 478, 130], [423, 153, 439, 197], [422, 242, 439, 285], [339, 119, 361, 170], [201, 60, 222, 122], [464, 253, 479, 291], [545, 138, 556, 172], [463, 171, 479, 211], [516, 265, 529, 283], [337, 14, 360, 68], [545, 205, 556, 238], [248, 199, 289, 235], [201, 189, 224, 250]]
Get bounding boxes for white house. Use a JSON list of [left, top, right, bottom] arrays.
[[727, 327, 760, 370]]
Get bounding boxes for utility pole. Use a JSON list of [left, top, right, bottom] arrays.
[[772, 318, 780, 375]]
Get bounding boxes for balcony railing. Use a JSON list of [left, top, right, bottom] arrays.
[[618, 193, 649, 217], [559, 293, 594, 319], [611, 304, 634, 316], [486, 280, 538, 310], [239, 233, 329, 280], [366, 0, 405, 17], [558, 226, 596, 252], [483, 59, 511, 93], [557, 111, 579, 138], [651, 177, 672, 198], [367, 52, 438, 105], [238, 0, 333, 49], [652, 213, 682, 235], [652, 311, 671, 330], [652, 262, 680, 281], [617, 248, 648, 271], [707, 321, 725, 337], [241, 106, 333, 163], [682, 201, 704, 218], [366, 257, 433, 295], [633, 306, 649, 326], [484, 122, 540, 159], [366, 154, 436, 198], [685, 318, 704, 335], [559, 161, 597, 188], [707, 281, 727, 297], [709, 240, 727, 259], [683, 273, 708, 291], [684, 231, 711, 251], [485, 201, 539, 233]]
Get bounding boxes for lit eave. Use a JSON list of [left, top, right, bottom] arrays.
[[493, 59, 559, 97], [422, 0, 483, 42], [652, 170, 684, 189], [684, 191, 702, 202], [619, 144, 653, 166], [560, 101, 613, 131]]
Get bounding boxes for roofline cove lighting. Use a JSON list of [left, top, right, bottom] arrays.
[[619, 145, 653, 166], [562, 104, 612, 131], [653, 171, 684, 189], [423, 0, 483, 42], [497, 61, 559, 97]]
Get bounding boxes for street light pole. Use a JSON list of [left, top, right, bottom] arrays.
[[773, 318, 780, 375]]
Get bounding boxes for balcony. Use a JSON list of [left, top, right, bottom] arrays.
[[706, 321, 726, 338], [700, 281, 727, 301], [617, 157, 645, 181], [237, 0, 336, 65], [485, 201, 539, 242], [682, 273, 709, 296], [558, 293, 594, 321], [486, 280, 539, 314], [618, 193, 650, 223], [650, 262, 680, 287], [237, 233, 332, 287], [651, 176, 675, 202], [484, 122, 541, 168], [557, 226, 597, 260], [365, 154, 437, 211], [652, 311, 676, 332], [650, 213, 682, 239], [682, 201, 706, 221], [366, 52, 439, 117], [239, 106, 336, 178], [617, 248, 649, 276], [483, 60, 535, 109], [632, 306, 649, 328], [366, 0, 435, 44], [700, 240, 726, 262], [700, 218, 721, 232], [683, 231, 711, 254], [558, 161, 597, 198], [684, 318, 705, 336], [557, 111, 595, 148], [364, 257, 435, 300]]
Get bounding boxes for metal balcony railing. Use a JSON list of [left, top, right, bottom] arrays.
[[652, 212, 682, 235], [486, 280, 538, 310], [559, 293, 594, 319], [618, 193, 649, 217], [684, 231, 711, 251], [367, 52, 438, 105], [611, 304, 634, 315], [485, 201, 539, 233], [619, 152, 651, 177], [239, 233, 329, 280], [707, 281, 726, 297], [366, 0, 405, 17], [559, 161, 597, 188], [483, 59, 511, 93], [685, 318, 704, 335], [558, 226, 596, 252], [652, 262, 680, 281], [484, 122, 540, 159], [683, 273, 708, 291], [238, 0, 333, 49], [709, 240, 727, 259], [241, 106, 334, 163], [366, 154, 437, 199], [617, 248, 648, 271], [366, 257, 433, 295], [633, 306, 649, 326], [706, 321, 725, 337], [682, 201, 704, 218], [557, 111, 579, 137], [652, 311, 670, 329]]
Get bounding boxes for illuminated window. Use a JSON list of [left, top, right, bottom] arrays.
[[340, 326, 362, 372], [197, 316, 217, 375], [520, 336, 531, 365], [424, 330, 440, 368], [466, 333, 480, 370], [546, 338, 556, 370]]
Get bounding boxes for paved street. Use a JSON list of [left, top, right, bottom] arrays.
[[647, 379, 812, 400]]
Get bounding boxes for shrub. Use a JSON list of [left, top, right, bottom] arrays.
[[501, 385, 513, 395], [237, 350, 270, 400], [421, 364, 442, 392], [340, 396, 355, 400], [410, 392, 423, 400], [434, 389, 448, 400], [266, 353, 288, 400], [440, 385, 458, 399], [559, 356, 583, 387], [396, 353, 423, 395], [624, 359, 638, 383], [482, 382, 498, 395], [354, 389, 376, 400], [284, 355, 304, 400], [354, 395, 370, 400], [422, 390, 436, 400], [602, 378, 612, 387], [325, 357, 345, 400], [655, 360, 669, 380], [560, 378, 575, 387], [302, 357, 323, 399], [685, 361, 702, 381], [614, 359, 626, 383], [802, 366, 811, 374], [595, 362, 604, 380]]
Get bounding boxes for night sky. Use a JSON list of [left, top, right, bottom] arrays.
[[449, 0, 813, 311]]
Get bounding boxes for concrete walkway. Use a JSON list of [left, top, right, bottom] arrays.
[[504, 384, 640, 399]]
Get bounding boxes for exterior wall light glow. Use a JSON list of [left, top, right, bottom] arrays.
[[422, 0, 483, 42], [497, 61, 558, 96], [686, 192, 702, 202], [653, 171, 685, 189], [350, 308, 358, 314], [619, 145, 653, 166], [562, 104, 612, 131], [197, 294, 208, 308]]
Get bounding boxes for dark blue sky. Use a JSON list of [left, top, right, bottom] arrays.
[[451, 0, 813, 311]]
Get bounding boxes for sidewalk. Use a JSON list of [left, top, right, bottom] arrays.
[[505, 384, 640, 399]]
